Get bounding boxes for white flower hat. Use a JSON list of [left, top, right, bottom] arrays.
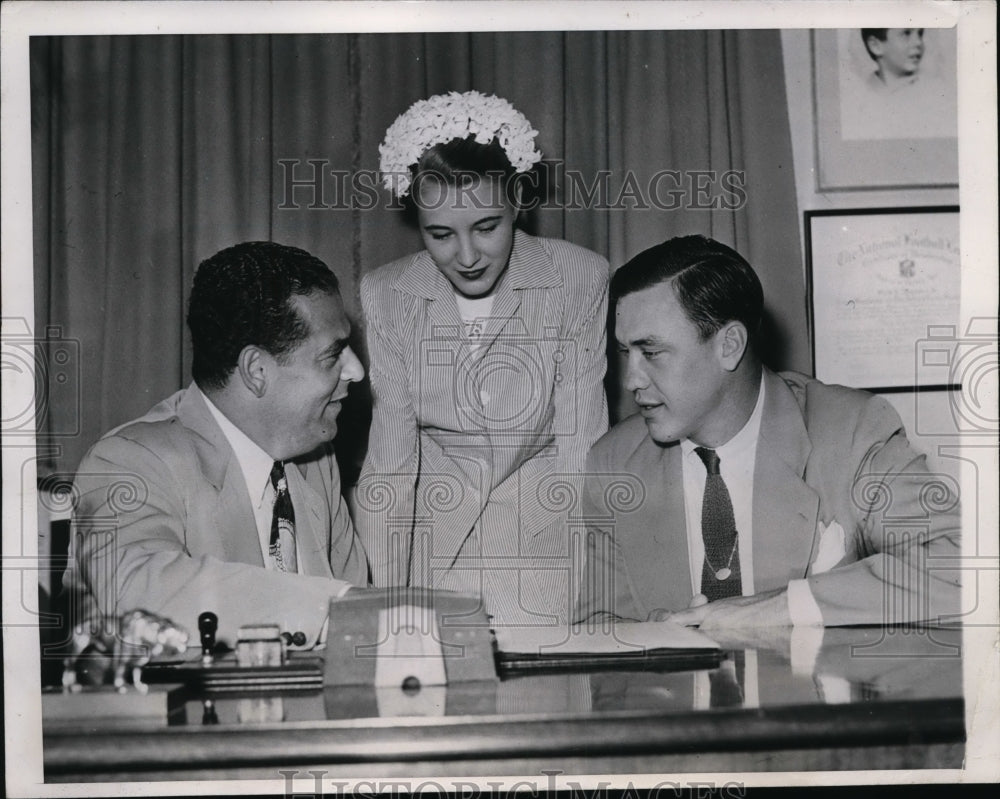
[[378, 90, 542, 199]]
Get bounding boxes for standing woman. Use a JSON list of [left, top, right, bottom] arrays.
[[357, 91, 609, 627]]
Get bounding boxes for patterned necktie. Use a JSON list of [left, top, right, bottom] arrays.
[[269, 461, 297, 573], [694, 447, 741, 600]]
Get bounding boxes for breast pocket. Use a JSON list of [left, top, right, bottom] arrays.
[[810, 519, 847, 575]]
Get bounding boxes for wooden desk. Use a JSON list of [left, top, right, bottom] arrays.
[[43, 626, 964, 782]]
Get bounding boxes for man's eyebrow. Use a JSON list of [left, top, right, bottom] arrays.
[[318, 337, 350, 357], [618, 336, 667, 347]]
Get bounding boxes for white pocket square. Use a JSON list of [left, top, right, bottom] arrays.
[[810, 519, 846, 575]]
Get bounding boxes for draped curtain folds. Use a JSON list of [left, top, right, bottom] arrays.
[[31, 31, 807, 479]]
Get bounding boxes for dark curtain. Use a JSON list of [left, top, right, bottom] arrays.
[[31, 31, 808, 481]]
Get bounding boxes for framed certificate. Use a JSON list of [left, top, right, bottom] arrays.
[[805, 207, 960, 392], [812, 29, 958, 190]]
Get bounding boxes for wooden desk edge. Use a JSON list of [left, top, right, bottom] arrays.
[[44, 697, 965, 777]]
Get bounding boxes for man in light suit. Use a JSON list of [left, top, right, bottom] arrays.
[[577, 235, 960, 629], [65, 242, 368, 648]]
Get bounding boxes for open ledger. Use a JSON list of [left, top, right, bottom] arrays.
[[494, 621, 722, 673]]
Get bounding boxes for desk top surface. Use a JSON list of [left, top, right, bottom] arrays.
[[43, 625, 965, 776]]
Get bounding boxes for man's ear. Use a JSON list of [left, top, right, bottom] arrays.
[[866, 36, 885, 59], [716, 321, 749, 372], [237, 346, 268, 398]]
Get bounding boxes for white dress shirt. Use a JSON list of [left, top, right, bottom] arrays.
[[679, 376, 822, 625], [199, 387, 299, 572]]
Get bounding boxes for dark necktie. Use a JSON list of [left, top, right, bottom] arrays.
[[694, 447, 741, 601], [269, 461, 297, 573]]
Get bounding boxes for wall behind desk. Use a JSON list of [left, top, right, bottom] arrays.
[[32, 31, 807, 481], [780, 30, 963, 480]]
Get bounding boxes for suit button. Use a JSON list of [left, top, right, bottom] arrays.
[[480, 390, 490, 405]]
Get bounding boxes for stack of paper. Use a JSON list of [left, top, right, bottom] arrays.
[[496, 621, 718, 654]]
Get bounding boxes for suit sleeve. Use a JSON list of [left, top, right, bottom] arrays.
[[69, 438, 354, 649], [355, 271, 421, 587], [806, 397, 962, 626]]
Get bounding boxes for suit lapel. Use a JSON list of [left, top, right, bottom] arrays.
[[176, 386, 264, 567], [213, 460, 265, 567], [398, 250, 480, 410], [752, 369, 821, 590], [478, 280, 522, 353], [285, 462, 335, 580], [478, 231, 560, 354], [620, 439, 691, 616]]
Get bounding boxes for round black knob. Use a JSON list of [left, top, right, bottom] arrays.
[[282, 631, 308, 647], [198, 611, 218, 657], [202, 698, 219, 725]]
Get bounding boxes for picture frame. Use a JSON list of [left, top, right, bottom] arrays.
[[812, 29, 958, 191], [805, 206, 960, 393]]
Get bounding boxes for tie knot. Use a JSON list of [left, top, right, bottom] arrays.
[[269, 461, 286, 490], [695, 447, 721, 475]]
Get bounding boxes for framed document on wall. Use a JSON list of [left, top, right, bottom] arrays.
[[812, 29, 958, 190], [805, 207, 960, 393]]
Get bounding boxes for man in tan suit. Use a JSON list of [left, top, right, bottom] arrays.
[[577, 235, 960, 629], [65, 242, 368, 647]]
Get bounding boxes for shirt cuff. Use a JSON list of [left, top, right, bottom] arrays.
[[786, 578, 824, 627], [790, 625, 825, 677], [316, 615, 330, 648]]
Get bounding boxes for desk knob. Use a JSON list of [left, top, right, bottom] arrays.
[[281, 631, 307, 648], [202, 698, 219, 725], [198, 612, 218, 662]]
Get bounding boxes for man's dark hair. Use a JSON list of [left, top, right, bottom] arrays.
[[611, 234, 764, 343], [861, 29, 887, 62], [187, 241, 340, 390]]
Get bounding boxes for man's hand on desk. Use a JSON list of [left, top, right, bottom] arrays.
[[650, 587, 792, 630]]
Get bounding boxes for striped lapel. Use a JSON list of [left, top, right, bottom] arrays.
[[478, 231, 562, 354], [396, 249, 481, 402]]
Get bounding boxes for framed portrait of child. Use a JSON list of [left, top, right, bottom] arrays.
[[813, 28, 958, 190]]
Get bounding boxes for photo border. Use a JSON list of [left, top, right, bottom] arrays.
[[3, 2, 997, 797]]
